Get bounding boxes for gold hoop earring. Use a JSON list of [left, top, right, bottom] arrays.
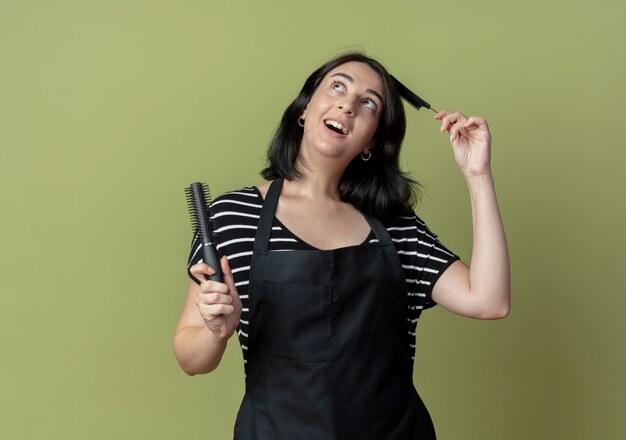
[[298, 117, 305, 127], [360, 150, 372, 161]]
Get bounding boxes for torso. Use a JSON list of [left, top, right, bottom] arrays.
[[238, 178, 436, 439], [187, 185, 460, 368]]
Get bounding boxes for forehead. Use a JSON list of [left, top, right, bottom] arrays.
[[325, 61, 384, 92]]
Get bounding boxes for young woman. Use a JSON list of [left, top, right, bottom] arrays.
[[173, 52, 510, 439]]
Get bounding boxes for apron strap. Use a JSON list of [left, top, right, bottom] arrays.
[[363, 214, 392, 244], [253, 177, 284, 252], [253, 177, 392, 250]]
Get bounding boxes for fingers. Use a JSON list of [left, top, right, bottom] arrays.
[[196, 280, 235, 319], [220, 256, 241, 301], [435, 111, 466, 130], [435, 111, 467, 136], [435, 111, 488, 141], [195, 256, 239, 310], [189, 262, 216, 283], [434, 110, 466, 124], [463, 116, 489, 131], [199, 278, 230, 295], [197, 301, 235, 321]]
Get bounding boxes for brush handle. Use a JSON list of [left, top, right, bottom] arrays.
[[202, 241, 223, 283]]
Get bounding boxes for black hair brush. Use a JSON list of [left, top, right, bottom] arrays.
[[185, 182, 223, 283]]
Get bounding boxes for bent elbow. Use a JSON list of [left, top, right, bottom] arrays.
[[173, 351, 197, 376], [172, 338, 215, 376], [176, 358, 198, 376], [477, 297, 511, 320], [491, 305, 510, 320], [181, 366, 200, 377], [488, 300, 511, 320], [175, 356, 215, 376]]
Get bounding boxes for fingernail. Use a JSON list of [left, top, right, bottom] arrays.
[[450, 133, 455, 142]]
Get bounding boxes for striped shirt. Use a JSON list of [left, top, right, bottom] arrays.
[[187, 186, 459, 370]]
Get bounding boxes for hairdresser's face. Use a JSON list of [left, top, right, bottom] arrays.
[[299, 61, 384, 170]]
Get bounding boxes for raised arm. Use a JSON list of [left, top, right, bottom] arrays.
[[430, 111, 511, 320]]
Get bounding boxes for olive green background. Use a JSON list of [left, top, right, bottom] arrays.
[[1, 0, 624, 439]]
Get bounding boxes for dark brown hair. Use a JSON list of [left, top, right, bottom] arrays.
[[261, 52, 419, 223]]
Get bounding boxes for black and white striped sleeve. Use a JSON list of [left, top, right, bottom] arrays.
[[412, 215, 459, 309], [388, 214, 460, 312]]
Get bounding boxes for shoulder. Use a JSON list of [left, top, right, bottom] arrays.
[[383, 213, 435, 239], [384, 213, 441, 240], [207, 186, 263, 252], [209, 185, 264, 214], [255, 181, 271, 200], [384, 212, 457, 261]]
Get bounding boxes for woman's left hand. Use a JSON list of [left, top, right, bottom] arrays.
[[435, 111, 492, 177]]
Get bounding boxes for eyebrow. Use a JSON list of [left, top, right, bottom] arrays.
[[330, 72, 384, 105]]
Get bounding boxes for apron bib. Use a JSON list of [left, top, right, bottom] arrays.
[[234, 178, 435, 440]]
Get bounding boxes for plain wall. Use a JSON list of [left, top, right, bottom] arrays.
[[1, 1, 625, 438]]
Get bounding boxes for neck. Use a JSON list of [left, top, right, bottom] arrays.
[[286, 169, 342, 201], [288, 158, 345, 202], [290, 136, 362, 200]]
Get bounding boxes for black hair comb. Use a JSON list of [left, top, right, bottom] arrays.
[[391, 75, 438, 113], [185, 182, 223, 283]]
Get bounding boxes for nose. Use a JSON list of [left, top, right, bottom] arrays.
[[337, 99, 355, 115]]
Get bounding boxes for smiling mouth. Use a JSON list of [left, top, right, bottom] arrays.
[[324, 119, 348, 135]]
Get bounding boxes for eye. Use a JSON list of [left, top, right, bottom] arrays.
[[363, 98, 377, 112], [331, 80, 346, 92]]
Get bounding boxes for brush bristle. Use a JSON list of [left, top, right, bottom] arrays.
[[185, 182, 217, 244]]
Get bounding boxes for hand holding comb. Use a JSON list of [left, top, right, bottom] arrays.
[[185, 182, 223, 283]]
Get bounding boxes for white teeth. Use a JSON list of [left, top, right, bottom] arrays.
[[325, 119, 347, 134]]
